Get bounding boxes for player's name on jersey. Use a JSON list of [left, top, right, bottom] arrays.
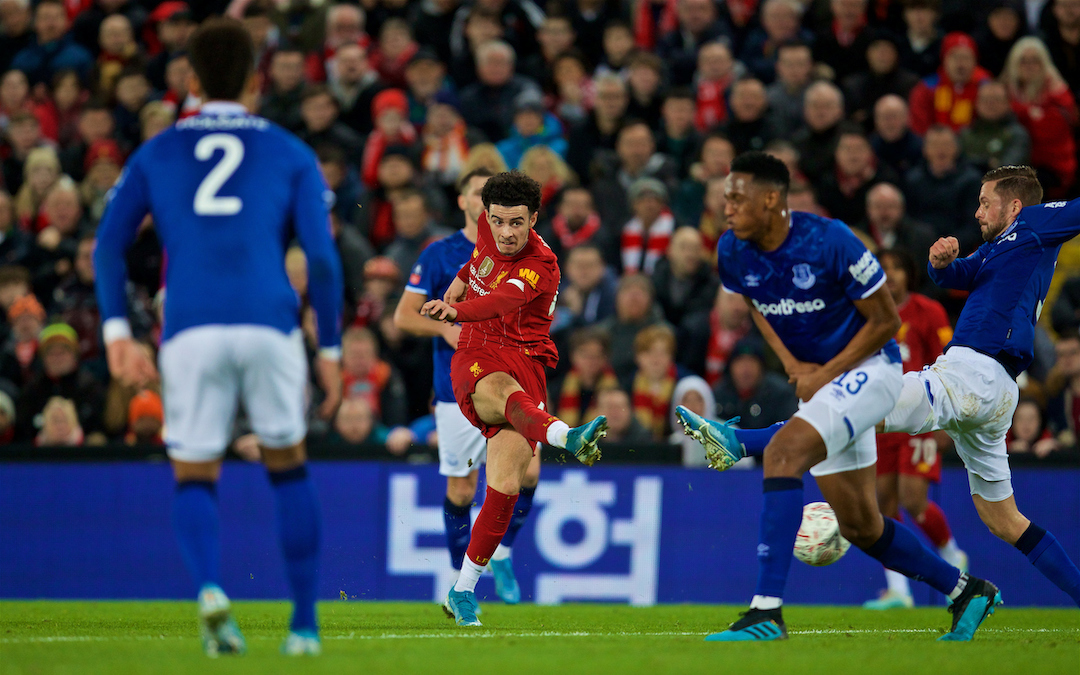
[[176, 115, 270, 131]]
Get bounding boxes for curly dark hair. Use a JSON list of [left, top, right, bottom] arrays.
[[730, 151, 790, 194], [480, 170, 542, 214]]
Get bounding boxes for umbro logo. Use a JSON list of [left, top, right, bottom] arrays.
[[744, 274, 761, 287]]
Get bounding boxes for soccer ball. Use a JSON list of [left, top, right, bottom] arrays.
[[793, 502, 851, 566]]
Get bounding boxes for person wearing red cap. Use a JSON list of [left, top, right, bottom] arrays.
[[145, 2, 195, 90], [360, 87, 417, 189], [907, 32, 991, 135], [1, 294, 46, 386], [125, 389, 164, 445]]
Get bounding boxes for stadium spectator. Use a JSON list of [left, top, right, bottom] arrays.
[[1046, 330, 1080, 451], [1051, 275, 1080, 334], [792, 81, 845, 182], [449, 0, 545, 70], [124, 388, 162, 445], [383, 190, 451, 281], [694, 174, 728, 256], [329, 42, 386, 139], [764, 138, 805, 186], [447, 6, 504, 88], [459, 40, 541, 143], [139, 100, 174, 142], [0, 390, 14, 444], [298, 83, 364, 167], [495, 90, 566, 169], [652, 226, 717, 375], [786, 180, 828, 217], [624, 51, 664, 130], [545, 49, 594, 129], [305, 3, 370, 84], [0, 0, 34, 74], [739, 0, 811, 84], [1, 69, 58, 142], [35, 395, 83, 445], [594, 387, 652, 444], [403, 48, 449, 127], [2, 112, 45, 193], [331, 211, 375, 300], [368, 18, 417, 89], [620, 177, 676, 275], [419, 90, 480, 200], [959, 80, 1031, 174], [897, 0, 943, 78], [723, 77, 777, 154], [902, 124, 981, 246], [352, 256, 401, 331], [1001, 36, 1078, 199], [536, 191, 614, 266], [144, 1, 195, 91], [0, 293, 45, 386], [59, 101, 113, 181], [599, 274, 666, 383], [11, 0, 93, 86], [360, 88, 417, 190], [358, 147, 424, 249], [0, 191, 32, 266], [30, 179, 88, 300], [50, 70, 87, 148], [1008, 397, 1061, 457], [520, 14, 576, 85], [816, 126, 900, 227], [317, 143, 363, 235], [974, 0, 1026, 77], [674, 132, 734, 225], [518, 145, 575, 220], [568, 0, 622, 70], [669, 374, 717, 466], [870, 94, 922, 178], [13, 146, 61, 227], [813, 0, 873, 81], [111, 68, 150, 148], [565, 73, 628, 182], [764, 40, 813, 139], [655, 88, 703, 180], [260, 47, 306, 132], [79, 138, 122, 223], [552, 327, 618, 427], [657, 0, 733, 87], [705, 287, 753, 387], [90, 15, 143, 100], [549, 242, 618, 336], [0, 265, 31, 318], [326, 396, 382, 446], [908, 31, 990, 135], [52, 234, 103, 366], [1045, 0, 1080, 94], [693, 41, 738, 131], [713, 336, 798, 430], [842, 31, 920, 128], [16, 322, 103, 441], [628, 323, 680, 439], [592, 120, 677, 233], [71, 0, 146, 57], [340, 326, 408, 428], [857, 182, 937, 271]]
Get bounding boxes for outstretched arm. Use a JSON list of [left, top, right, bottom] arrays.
[[927, 236, 985, 290], [394, 290, 461, 348], [423, 282, 529, 323]]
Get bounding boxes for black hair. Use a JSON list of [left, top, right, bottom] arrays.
[[481, 170, 542, 215], [663, 87, 696, 104], [877, 248, 919, 292], [457, 167, 495, 195], [315, 144, 347, 167], [730, 151, 790, 194], [187, 18, 255, 101]]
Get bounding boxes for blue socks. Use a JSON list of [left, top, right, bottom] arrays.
[[443, 497, 472, 570], [735, 422, 785, 457], [1015, 523, 1080, 607], [755, 477, 804, 598], [172, 481, 221, 589], [501, 486, 535, 548], [269, 465, 321, 633], [862, 518, 961, 596]]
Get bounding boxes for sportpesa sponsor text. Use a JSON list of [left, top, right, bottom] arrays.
[[752, 297, 828, 317]]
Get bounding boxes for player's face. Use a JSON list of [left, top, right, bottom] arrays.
[[975, 181, 1015, 242], [724, 172, 770, 241], [458, 175, 489, 225], [486, 203, 536, 256]]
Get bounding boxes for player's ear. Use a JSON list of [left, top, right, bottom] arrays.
[[186, 72, 202, 99], [529, 210, 538, 228], [457, 194, 466, 212]]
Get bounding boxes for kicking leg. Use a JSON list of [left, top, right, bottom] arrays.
[[263, 442, 322, 655], [973, 491, 1080, 607], [172, 459, 245, 656]]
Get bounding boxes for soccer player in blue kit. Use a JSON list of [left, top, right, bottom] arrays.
[[393, 168, 540, 606], [93, 19, 343, 656], [678, 152, 1000, 641]]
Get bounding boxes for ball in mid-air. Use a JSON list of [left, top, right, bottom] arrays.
[[793, 502, 851, 567]]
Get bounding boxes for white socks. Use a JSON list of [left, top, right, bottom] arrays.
[[948, 572, 969, 601], [453, 558, 485, 593], [547, 421, 570, 448], [750, 595, 782, 610], [939, 538, 963, 565], [885, 569, 912, 597], [491, 544, 511, 561]]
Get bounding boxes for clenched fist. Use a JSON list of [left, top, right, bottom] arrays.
[[929, 237, 960, 269]]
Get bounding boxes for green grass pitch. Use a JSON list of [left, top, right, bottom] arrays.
[[1, 601, 1077, 675]]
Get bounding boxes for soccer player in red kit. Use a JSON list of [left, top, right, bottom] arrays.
[[421, 171, 608, 626], [866, 249, 968, 609]]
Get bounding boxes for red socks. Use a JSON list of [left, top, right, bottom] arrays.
[[465, 486, 519, 566], [504, 390, 558, 445], [914, 500, 952, 548]]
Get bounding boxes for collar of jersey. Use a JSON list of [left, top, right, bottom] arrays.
[[994, 219, 1018, 243], [199, 101, 248, 116]]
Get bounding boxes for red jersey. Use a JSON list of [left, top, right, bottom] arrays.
[[454, 212, 561, 368], [895, 292, 953, 372]]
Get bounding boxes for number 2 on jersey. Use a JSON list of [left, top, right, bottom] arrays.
[[193, 133, 244, 216]]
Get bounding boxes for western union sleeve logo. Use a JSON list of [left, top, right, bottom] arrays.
[[518, 268, 539, 289]]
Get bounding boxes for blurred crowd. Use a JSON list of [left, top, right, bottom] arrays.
[[0, 0, 1078, 462]]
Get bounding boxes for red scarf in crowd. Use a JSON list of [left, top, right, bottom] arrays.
[[556, 367, 619, 427], [551, 212, 602, 249], [632, 364, 678, 439], [705, 313, 750, 386], [361, 124, 419, 189], [695, 76, 732, 131], [634, 0, 678, 50]]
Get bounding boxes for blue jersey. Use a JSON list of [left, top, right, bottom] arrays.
[[717, 211, 900, 365], [94, 102, 343, 350], [929, 197, 1080, 377], [404, 230, 475, 403]]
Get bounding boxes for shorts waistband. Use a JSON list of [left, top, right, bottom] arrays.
[[945, 344, 1020, 379]]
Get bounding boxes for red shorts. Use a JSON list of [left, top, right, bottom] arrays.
[[876, 432, 942, 482], [450, 346, 549, 446]]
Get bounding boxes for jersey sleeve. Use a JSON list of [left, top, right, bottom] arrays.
[[715, 236, 744, 294], [291, 145, 344, 353], [927, 246, 986, 290], [93, 151, 151, 340], [405, 245, 440, 298], [831, 226, 886, 300], [1028, 198, 1080, 247]]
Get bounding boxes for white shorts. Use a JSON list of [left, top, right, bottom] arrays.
[[435, 401, 487, 477], [794, 352, 903, 477], [160, 325, 308, 462], [883, 346, 1018, 500]]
